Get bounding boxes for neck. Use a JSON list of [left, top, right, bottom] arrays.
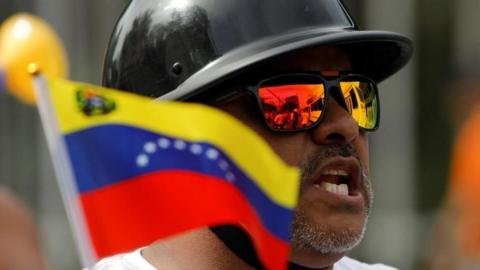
[[289, 248, 344, 269], [143, 227, 343, 270], [289, 261, 334, 270], [142, 227, 254, 270]]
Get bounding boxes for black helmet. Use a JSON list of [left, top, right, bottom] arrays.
[[103, 0, 413, 100]]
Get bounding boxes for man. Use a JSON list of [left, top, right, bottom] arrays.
[[93, 0, 413, 269], [0, 187, 47, 270]]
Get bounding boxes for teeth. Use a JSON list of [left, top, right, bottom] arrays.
[[321, 169, 349, 177], [316, 182, 349, 196]]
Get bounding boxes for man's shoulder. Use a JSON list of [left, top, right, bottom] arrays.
[[335, 257, 398, 270], [89, 249, 156, 270]]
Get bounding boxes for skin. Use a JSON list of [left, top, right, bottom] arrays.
[[143, 228, 254, 270], [144, 46, 372, 269]]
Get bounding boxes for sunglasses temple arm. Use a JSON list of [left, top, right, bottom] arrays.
[[212, 89, 246, 105]]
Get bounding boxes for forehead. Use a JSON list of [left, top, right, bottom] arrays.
[[256, 46, 351, 74]]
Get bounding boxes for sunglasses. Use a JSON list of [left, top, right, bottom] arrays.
[[203, 73, 380, 132]]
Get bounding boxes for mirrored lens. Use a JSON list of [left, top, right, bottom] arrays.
[[340, 80, 378, 129], [258, 84, 325, 130]]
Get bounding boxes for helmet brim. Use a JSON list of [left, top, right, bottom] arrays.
[[159, 29, 413, 101]]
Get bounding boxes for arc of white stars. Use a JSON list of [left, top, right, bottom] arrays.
[[139, 138, 236, 185]]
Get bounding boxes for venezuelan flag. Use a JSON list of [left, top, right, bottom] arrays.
[[35, 77, 300, 270]]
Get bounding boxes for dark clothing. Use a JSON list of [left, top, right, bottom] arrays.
[[211, 225, 323, 270]]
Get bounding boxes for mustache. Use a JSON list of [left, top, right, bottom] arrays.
[[299, 144, 361, 191]]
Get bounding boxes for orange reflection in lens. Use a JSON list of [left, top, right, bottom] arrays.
[[340, 81, 377, 129], [259, 84, 325, 130]]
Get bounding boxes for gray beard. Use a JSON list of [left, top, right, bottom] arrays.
[[290, 145, 373, 254], [290, 207, 369, 254]]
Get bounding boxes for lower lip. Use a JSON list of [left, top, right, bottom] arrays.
[[308, 185, 365, 209]]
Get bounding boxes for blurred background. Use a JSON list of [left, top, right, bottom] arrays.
[[0, 0, 478, 269]]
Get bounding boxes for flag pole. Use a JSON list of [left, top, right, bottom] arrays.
[[32, 68, 96, 268]]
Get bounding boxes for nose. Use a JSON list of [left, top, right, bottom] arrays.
[[311, 93, 359, 145]]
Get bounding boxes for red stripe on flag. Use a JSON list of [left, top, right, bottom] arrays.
[[80, 170, 290, 270]]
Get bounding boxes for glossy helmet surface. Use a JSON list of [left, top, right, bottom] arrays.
[[103, 0, 413, 100]]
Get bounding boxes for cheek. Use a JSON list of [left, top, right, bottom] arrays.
[[356, 133, 370, 173], [221, 102, 267, 138], [262, 135, 310, 166]]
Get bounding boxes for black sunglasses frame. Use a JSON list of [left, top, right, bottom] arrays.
[[243, 73, 380, 133]]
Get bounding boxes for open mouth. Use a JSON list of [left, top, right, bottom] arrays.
[[311, 158, 361, 197]]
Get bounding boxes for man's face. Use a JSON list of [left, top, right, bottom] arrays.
[[216, 46, 373, 267]]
